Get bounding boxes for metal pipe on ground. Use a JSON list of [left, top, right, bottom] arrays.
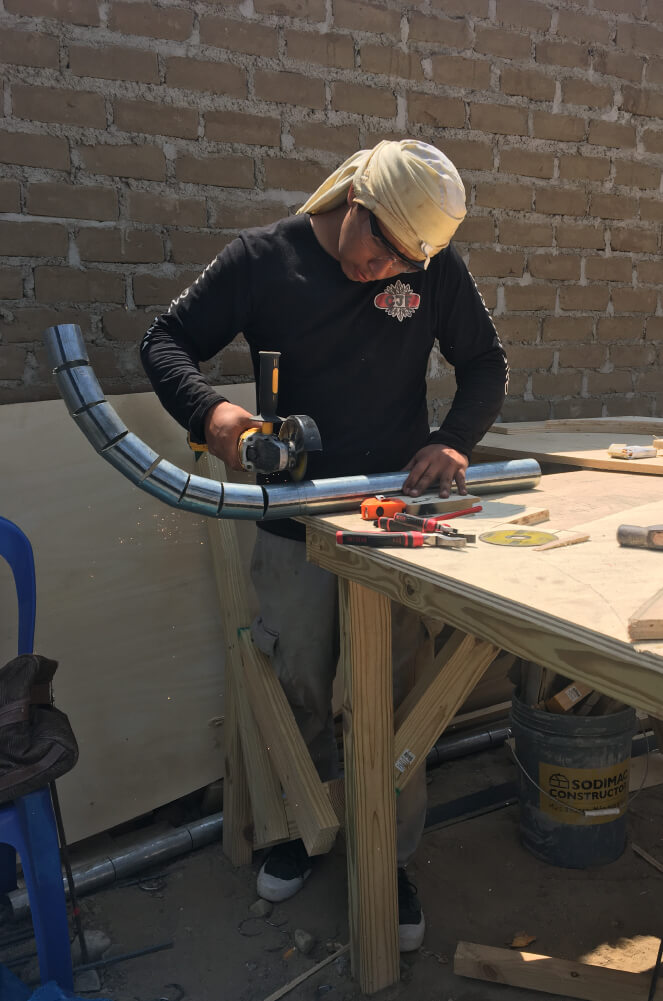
[[425, 723, 512, 768], [9, 724, 513, 920], [8, 814, 223, 920]]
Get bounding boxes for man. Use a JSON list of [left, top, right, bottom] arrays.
[[141, 139, 508, 952]]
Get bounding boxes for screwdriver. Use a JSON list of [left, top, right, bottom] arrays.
[[336, 530, 465, 548], [381, 514, 476, 543], [399, 505, 482, 526]]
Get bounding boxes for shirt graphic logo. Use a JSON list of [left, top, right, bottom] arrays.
[[374, 280, 421, 322]]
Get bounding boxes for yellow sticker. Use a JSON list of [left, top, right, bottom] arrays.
[[538, 760, 630, 826]]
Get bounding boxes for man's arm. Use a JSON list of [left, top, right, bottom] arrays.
[[140, 237, 258, 460], [402, 245, 508, 497]]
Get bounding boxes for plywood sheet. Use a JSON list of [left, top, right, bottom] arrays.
[[475, 431, 663, 475], [0, 383, 255, 844]]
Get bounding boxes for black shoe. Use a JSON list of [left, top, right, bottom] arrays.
[[397, 867, 425, 951], [257, 839, 313, 902]]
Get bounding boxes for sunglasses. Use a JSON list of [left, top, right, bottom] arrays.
[[367, 210, 427, 272]]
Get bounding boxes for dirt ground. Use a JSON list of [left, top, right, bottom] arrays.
[[4, 741, 663, 1001]]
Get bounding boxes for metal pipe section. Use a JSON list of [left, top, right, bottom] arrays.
[[425, 723, 512, 769], [464, 459, 540, 494], [9, 813, 224, 920], [9, 722, 513, 918], [43, 323, 541, 521]]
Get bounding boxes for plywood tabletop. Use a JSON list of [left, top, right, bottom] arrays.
[[303, 469, 663, 716]]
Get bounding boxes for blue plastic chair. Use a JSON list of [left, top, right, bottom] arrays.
[[0, 516, 74, 991]]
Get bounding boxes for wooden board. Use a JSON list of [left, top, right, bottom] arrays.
[[392, 631, 499, 791], [491, 417, 663, 436], [201, 451, 286, 859], [303, 470, 663, 718], [0, 384, 255, 845], [454, 941, 663, 1000], [238, 630, 339, 856], [475, 430, 663, 475]]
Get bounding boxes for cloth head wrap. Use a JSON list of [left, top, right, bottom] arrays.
[[296, 139, 466, 268]]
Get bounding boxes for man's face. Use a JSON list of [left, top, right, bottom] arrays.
[[337, 200, 424, 283]]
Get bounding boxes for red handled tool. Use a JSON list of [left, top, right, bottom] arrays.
[[390, 512, 444, 532], [378, 516, 475, 544], [429, 504, 482, 520], [336, 531, 465, 548]]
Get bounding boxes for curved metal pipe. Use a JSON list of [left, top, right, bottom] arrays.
[[43, 324, 540, 521]]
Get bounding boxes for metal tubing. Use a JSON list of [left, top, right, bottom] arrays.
[[8, 814, 224, 920], [44, 323, 89, 370], [43, 324, 541, 521], [142, 458, 190, 505], [73, 402, 128, 453], [425, 724, 512, 769], [103, 432, 160, 485], [263, 472, 409, 519], [465, 459, 540, 494], [7, 720, 511, 920], [216, 480, 267, 519], [178, 473, 224, 517], [54, 364, 105, 415]]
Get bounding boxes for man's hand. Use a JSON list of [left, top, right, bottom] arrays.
[[401, 445, 469, 498], [203, 401, 261, 470]]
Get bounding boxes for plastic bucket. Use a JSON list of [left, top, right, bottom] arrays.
[[510, 694, 636, 868]]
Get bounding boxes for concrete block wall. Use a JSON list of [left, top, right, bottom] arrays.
[[1, 0, 662, 423]]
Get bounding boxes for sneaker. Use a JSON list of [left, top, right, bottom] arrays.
[[397, 867, 425, 951], [257, 838, 313, 902]]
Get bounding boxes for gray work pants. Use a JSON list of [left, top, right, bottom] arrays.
[[250, 529, 431, 864]]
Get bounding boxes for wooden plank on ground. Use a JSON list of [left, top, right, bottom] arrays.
[[454, 941, 663, 1000], [393, 631, 499, 792], [339, 577, 399, 995], [237, 628, 339, 857], [202, 453, 289, 859]]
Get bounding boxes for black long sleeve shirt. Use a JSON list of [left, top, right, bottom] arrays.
[[141, 213, 508, 538]]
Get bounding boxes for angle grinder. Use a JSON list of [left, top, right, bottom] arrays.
[[190, 350, 322, 481]]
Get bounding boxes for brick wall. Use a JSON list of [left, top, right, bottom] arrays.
[[1, 0, 662, 422]]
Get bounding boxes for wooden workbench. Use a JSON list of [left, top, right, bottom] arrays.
[[302, 468, 663, 993]]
